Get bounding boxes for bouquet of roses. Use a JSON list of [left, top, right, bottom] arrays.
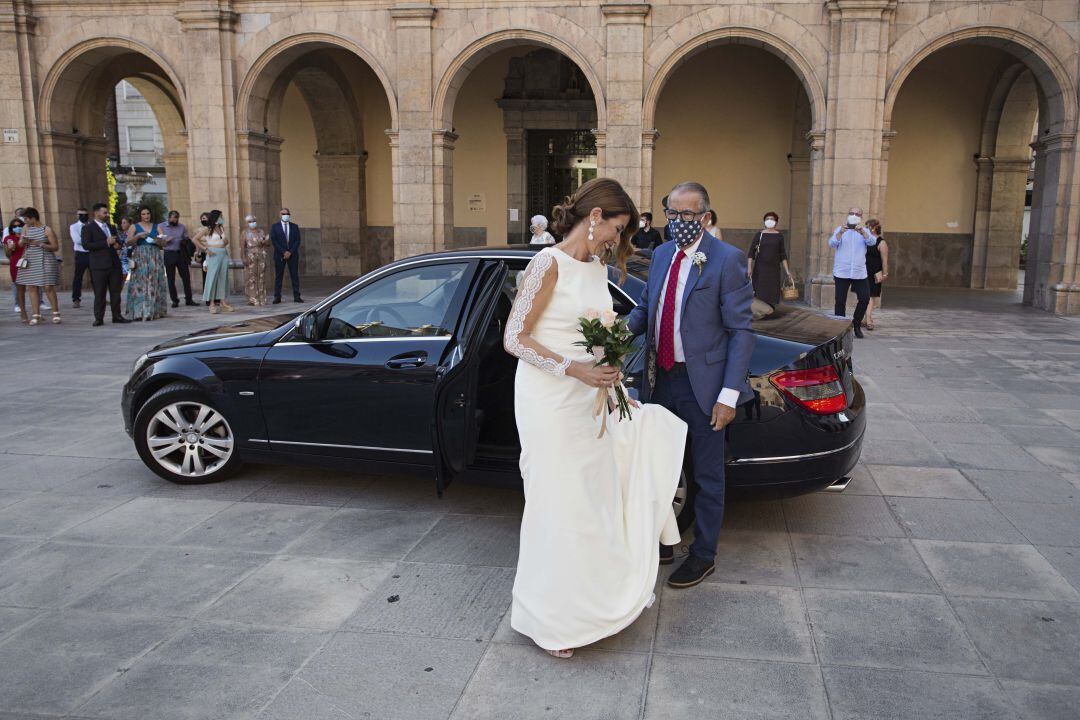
[[575, 308, 635, 437]]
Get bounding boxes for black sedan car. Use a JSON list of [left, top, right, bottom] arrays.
[[123, 247, 865, 529]]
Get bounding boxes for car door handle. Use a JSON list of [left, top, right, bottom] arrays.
[[386, 352, 428, 369]]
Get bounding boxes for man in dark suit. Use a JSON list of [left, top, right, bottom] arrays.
[[82, 203, 130, 326], [628, 182, 755, 589], [269, 207, 302, 303]]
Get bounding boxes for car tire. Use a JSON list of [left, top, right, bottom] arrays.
[[133, 382, 242, 485], [674, 446, 698, 534]]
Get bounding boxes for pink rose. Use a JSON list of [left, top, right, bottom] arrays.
[[600, 309, 617, 328], [591, 346, 606, 361], [583, 309, 600, 321]]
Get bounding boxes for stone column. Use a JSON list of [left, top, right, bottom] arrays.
[[504, 126, 525, 244], [640, 129, 660, 213], [983, 157, 1030, 290], [315, 152, 365, 276], [804, 130, 830, 305], [0, 3, 42, 215], [1030, 133, 1080, 314], [163, 146, 191, 221], [809, 0, 896, 305], [970, 155, 994, 288], [600, 3, 649, 208], [176, 3, 240, 254], [390, 3, 437, 259], [787, 155, 811, 280], [430, 130, 458, 249]]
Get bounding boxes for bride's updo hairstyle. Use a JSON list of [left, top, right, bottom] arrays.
[[551, 177, 639, 282]]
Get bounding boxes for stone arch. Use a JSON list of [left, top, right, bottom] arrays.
[[235, 35, 397, 276], [643, 6, 829, 132], [236, 32, 398, 135], [432, 28, 607, 131]]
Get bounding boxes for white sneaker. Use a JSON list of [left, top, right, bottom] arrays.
[[13, 305, 20, 313]]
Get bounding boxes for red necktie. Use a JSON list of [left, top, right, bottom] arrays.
[[657, 251, 686, 371]]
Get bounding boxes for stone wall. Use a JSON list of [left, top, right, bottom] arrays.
[[884, 233, 975, 288]]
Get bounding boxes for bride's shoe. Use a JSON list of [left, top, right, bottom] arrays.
[[545, 648, 574, 659]]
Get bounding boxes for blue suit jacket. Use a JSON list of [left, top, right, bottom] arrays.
[[269, 221, 301, 258], [627, 231, 756, 416]]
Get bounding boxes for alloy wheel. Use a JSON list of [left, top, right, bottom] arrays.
[[146, 401, 234, 478]]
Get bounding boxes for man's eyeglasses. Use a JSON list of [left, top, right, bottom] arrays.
[[663, 208, 706, 222]]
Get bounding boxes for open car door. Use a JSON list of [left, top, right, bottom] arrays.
[[431, 261, 508, 495]]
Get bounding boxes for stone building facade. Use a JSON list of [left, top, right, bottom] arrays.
[[0, 0, 1078, 313]]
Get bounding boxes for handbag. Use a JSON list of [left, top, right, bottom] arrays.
[[16, 257, 28, 269], [781, 276, 799, 301]]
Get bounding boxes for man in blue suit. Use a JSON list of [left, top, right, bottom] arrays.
[[269, 207, 303, 303], [628, 182, 755, 588]]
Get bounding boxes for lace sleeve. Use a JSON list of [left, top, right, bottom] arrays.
[[504, 251, 571, 375]]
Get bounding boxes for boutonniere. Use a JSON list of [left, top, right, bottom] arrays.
[[691, 251, 707, 270]]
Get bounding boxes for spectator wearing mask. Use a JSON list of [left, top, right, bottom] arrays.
[[70, 207, 90, 308], [702, 209, 724, 242], [241, 215, 270, 306], [3, 217, 27, 323], [9, 207, 25, 313], [863, 219, 890, 330], [158, 210, 196, 307], [631, 212, 662, 251], [529, 215, 555, 246], [194, 209, 233, 314], [828, 207, 876, 338], [748, 211, 794, 306], [270, 207, 302, 303]]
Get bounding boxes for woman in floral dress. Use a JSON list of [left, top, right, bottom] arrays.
[[122, 205, 169, 321], [241, 215, 270, 305]]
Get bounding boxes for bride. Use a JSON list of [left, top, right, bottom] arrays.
[[504, 178, 688, 658]]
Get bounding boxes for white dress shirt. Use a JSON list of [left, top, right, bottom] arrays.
[[656, 237, 740, 409], [70, 220, 86, 253]]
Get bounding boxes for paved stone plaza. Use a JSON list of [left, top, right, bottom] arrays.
[[1, 286, 1079, 719]]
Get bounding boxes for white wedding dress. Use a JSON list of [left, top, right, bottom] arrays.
[[506, 246, 687, 651]]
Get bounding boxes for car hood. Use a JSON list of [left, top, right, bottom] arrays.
[[151, 313, 299, 354]]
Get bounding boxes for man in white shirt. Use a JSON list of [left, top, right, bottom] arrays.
[[828, 207, 876, 338], [69, 207, 90, 308], [627, 181, 755, 588]]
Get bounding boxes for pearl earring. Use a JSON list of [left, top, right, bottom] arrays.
[[588, 220, 595, 244]]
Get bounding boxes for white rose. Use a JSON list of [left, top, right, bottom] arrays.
[[591, 346, 606, 361], [600, 309, 617, 328], [583, 308, 600, 321]]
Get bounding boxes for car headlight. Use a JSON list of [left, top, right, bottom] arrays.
[[131, 353, 150, 377]]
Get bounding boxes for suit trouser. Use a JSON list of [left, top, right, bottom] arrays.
[[834, 276, 870, 328], [71, 251, 91, 301], [91, 267, 123, 322], [652, 366, 727, 563], [273, 253, 300, 299], [164, 250, 193, 303]]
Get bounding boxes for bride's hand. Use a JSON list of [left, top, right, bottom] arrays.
[[568, 361, 619, 388], [628, 398, 641, 409]]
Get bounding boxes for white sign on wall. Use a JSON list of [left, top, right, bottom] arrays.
[[2, 129, 19, 144], [467, 193, 485, 212], [509, 208, 519, 222]]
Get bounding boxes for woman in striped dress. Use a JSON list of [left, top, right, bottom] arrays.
[[17, 207, 61, 325]]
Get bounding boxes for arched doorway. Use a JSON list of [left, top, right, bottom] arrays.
[[238, 39, 395, 276], [645, 40, 823, 280], [39, 41, 189, 267], [883, 33, 1075, 309], [434, 35, 606, 246]]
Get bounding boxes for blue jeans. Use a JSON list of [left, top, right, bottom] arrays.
[[652, 367, 727, 563]]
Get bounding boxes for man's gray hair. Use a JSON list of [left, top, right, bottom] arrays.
[[669, 182, 711, 211]]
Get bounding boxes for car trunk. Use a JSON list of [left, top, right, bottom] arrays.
[[753, 305, 856, 405]]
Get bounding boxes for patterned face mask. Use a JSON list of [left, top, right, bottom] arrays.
[[668, 218, 702, 248]]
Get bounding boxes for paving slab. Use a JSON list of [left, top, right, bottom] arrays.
[[0, 493, 128, 538], [1037, 546, 1080, 593], [791, 534, 938, 593], [0, 541, 148, 608], [1041, 408, 1080, 430], [952, 598, 1080, 685], [964, 469, 1079, 503], [69, 547, 268, 617], [868, 465, 983, 499], [644, 654, 830, 720], [1023, 446, 1078, 472], [258, 633, 485, 720], [804, 589, 985, 674], [915, 422, 1011, 445], [708, 531, 799, 587], [936, 443, 1048, 471], [241, 475, 372, 507], [782, 494, 906, 537], [284, 507, 442, 561], [655, 583, 814, 663], [913, 540, 1079, 601], [202, 556, 394, 630], [350, 474, 525, 516], [998, 424, 1080, 448], [1000, 681, 1080, 720], [451, 643, 648, 720], [344, 562, 514, 640], [994, 502, 1080, 547], [170, 501, 338, 554], [55, 497, 232, 546], [404, 514, 521, 567], [722, 500, 787, 533], [857, 438, 951, 467], [886, 497, 1026, 543], [0, 610, 183, 715], [0, 455, 117, 492], [822, 666, 1017, 720]]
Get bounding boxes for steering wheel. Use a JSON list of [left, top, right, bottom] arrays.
[[374, 306, 409, 328]]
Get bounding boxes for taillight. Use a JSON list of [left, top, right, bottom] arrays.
[[770, 366, 847, 415]]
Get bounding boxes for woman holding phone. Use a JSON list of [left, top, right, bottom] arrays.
[[123, 205, 170, 321], [3, 218, 27, 323], [863, 219, 889, 330], [17, 208, 61, 325]]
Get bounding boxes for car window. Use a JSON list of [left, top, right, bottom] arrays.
[[322, 262, 468, 340]]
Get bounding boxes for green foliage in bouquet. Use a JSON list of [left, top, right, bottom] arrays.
[[574, 311, 635, 423]]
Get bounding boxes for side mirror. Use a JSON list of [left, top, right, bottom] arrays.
[[299, 312, 319, 342]]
